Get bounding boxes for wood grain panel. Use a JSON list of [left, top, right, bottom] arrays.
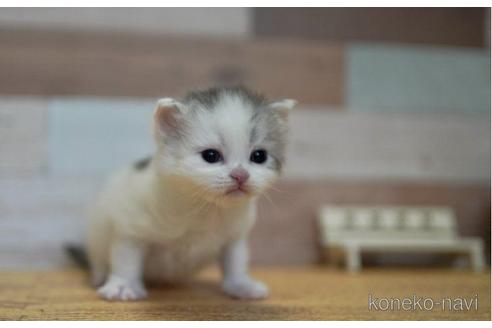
[[0, 28, 344, 105], [0, 176, 101, 269], [0, 98, 489, 269], [347, 45, 490, 114], [1, 97, 483, 181], [0, 8, 250, 37], [0, 176, 489, 269], [286, 109, 490, 182], [0, 98, 48, 176], [254, 8, 487, 47], [252, 180, 491, 265]]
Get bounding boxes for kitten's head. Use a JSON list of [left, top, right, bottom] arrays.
[[152, 86, 295, 205]]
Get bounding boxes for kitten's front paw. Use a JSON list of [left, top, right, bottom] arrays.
[[222, 278, 269, 300], [97, 276, 148, 301]]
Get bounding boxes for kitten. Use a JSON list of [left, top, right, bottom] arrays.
[[88, 86, 295, 301]]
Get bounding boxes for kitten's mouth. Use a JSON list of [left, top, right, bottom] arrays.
[[225, 185, 249, 196]]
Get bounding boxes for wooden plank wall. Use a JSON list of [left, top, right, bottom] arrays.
[[254, 8, 488, 47], [0, 98, 48, 176], [0, 8, 250, 37], [0, 98, 489, 268], [253, 180, 490, 265], [0, 28, 344, 105], [0, 11, 489, 268]]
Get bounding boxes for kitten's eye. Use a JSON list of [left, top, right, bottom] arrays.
[[201, 149, 222, 163], [250, 149, 268, 164]]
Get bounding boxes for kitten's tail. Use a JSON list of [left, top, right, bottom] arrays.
[[64, 244, 90, 269]]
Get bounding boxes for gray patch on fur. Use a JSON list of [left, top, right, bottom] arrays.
[[249, 126, 259, 144], [175, 85, 289, 172], [249, 104, 289, 172], [183, 85, 268, 110]]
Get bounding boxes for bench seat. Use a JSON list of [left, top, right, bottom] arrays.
[[318, 205, 486, 272]]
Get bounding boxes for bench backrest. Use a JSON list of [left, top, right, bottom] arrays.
[[318, 205, 457, 246]]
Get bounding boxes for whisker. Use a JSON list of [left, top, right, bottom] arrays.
[[260, 190, 279, 210], [266, 184, 285, 193]]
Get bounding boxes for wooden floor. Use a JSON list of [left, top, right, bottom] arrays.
[[0, 267, 489, 320]]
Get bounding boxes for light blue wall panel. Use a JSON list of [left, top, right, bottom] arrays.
[[48, 98, 156, 175], [347, 44, 491, 113]]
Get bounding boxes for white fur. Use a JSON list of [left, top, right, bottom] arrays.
[[87, 92, 292, 301]]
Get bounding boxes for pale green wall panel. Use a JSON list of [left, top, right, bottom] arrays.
[[347, 44, 491, 113], [48, 98, 155, 176]]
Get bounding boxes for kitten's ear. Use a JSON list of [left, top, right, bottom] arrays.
[[153, 98, 188, 138], [269, 99, 297, 121]]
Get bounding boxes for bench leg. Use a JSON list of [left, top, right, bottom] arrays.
[[346, 246, 361, 272], [469, 242, 485, 273]]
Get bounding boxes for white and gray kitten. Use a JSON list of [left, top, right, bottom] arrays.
[[88, 86, 296, 301]]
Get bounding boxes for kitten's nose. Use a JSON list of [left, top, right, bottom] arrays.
[[229, 167, 250, 185]]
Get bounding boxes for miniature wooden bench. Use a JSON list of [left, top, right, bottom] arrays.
[[317, 205, 486, 273]]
